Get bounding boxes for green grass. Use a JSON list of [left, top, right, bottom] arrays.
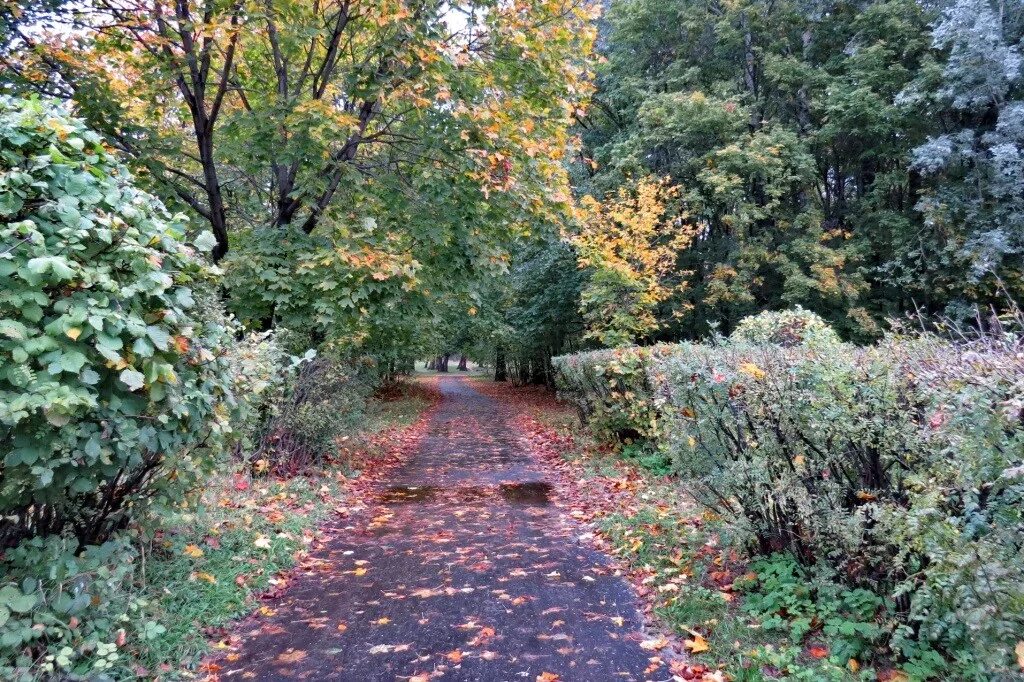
[[133, 475, 334, 673]]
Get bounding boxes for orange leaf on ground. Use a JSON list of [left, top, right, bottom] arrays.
[[685, 634, 710, 653], [808, 645, 829, 659], [276, 650, 307, 664], [537, 673, 561, 682]]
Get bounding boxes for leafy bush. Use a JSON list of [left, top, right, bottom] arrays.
[[552, 345, 667, 443], [0, 97, 237, 549], [0, 536, 153, 680], [730, 306, 842, 347], [253, 350, 380, 474], [558, 307, 1024, 676]]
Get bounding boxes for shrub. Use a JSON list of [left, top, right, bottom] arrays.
[[552, 345, 667, 443], [558, 307, 1024, 675], [0, 96, 237, 549], [731, 306, 842, 347], [0, 537, 152, 680], [253, 350, 380, 474]]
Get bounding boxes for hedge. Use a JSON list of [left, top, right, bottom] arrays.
[[553, 309, 1024, 677]]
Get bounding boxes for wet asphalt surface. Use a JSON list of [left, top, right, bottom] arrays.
[[222, 377, 665, 681]]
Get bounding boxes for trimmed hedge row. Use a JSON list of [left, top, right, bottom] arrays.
[[553, 309, 1024, 677]]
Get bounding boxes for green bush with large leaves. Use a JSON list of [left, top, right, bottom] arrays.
[[0, 97, 238, 550]]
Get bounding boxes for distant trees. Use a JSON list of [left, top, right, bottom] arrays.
[[572, 0, 1024, 341]]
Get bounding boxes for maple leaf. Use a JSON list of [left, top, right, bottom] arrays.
[[685, 634, 710, 654]]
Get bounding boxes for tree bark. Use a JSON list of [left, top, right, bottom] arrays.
[[494, 347, 507, 382], [458, 354, 468, 371]]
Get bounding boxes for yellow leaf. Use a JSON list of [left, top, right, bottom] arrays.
[[65, 327, 82, 340], [195, 571, 217, 584], [1016, 641, 1024, 670], [537, 673, 560, 682], [354, 567, 367, 576], [738, 362, 766, 380], [685, 634, 710, 654], [183, 544, 204, 559], [848, 659, 860, 673]]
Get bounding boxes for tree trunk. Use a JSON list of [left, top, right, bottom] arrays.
[[494, 347, 507, 382], [427, 357, 436, 370], [458, 354, 468, 371]]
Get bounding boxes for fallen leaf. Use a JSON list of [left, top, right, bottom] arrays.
[[640, 636, 669, 651], [376, 617, 390, 625], [685, 634, 710, 654], [808, 645, 828, 659], [195, 571, 217, 584], [537, 673, 560, 682], [1017, 641, 1024, 671], [446, 650, 464, 663], [276, 650, 307, 664], [337, 623, 348, 632], [254, 536, 271, 549], [183, 544, 204, 558]]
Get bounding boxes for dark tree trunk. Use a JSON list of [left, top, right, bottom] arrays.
[[427, 357, 436, 370], [458, 354, 468, 371], [494, 347, 507, 382]]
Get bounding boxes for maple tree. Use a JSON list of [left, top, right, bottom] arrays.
[[6, 0, 597, 350], [572, 177, 696, 346]]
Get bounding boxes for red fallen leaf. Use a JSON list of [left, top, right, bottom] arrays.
[[115, 629, 127, 647], [233, 476, 250, 491], [808, 645, 829, 659]]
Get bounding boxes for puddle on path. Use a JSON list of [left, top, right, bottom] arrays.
[[377, 482, 553, 506], [379, 485, 437, 503], [500, 481, 552, 505]]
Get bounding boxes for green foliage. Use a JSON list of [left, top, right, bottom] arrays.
[[731, 307, 842, 347], [557, 308, 1024, 677], [575, 0, 1023, 337], [739, 554, 889, 663], [0, 97, 237, 549], [253, 351, 380, 474], [0, 536, 146, 680], [552, 345, 667, 443]]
